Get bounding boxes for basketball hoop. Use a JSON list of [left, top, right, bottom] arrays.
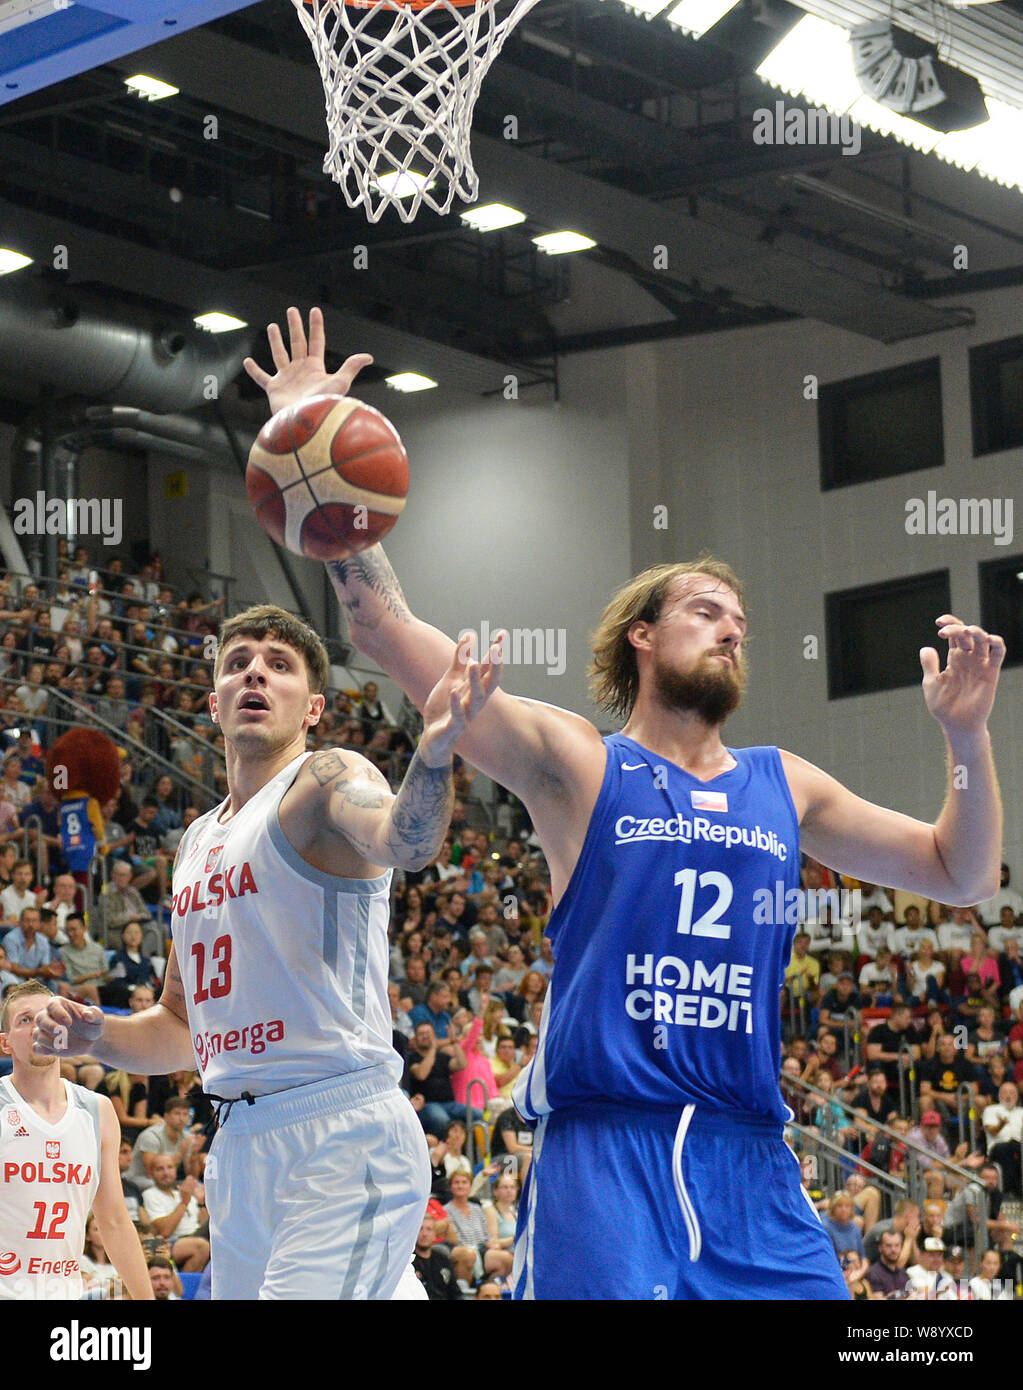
[[294, 0, 542, 223]]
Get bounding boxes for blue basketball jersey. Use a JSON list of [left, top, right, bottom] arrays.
[[60, 796, 98, 872], [514, 735, 802, 1122]]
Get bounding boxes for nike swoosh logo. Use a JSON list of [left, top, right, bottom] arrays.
[[621, 762, 647, 771]]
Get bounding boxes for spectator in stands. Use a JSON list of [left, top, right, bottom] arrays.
[[141, 1154, 210, 1273], [450, 1008, 497, 1112], [991, 904, 1023, 954], [3, 906, 63, 994], [58, 914, 115, 1006], [962, 936, 1001, 1006], [397, 954, 429, 1009], [852, 1068, 899, 1134], [906, 1237, 957, 1299], [864, 1198, 920, 1268], [97, 858, 161, 956], [22, 778, 66, 880], [865, 1229, 912, 1299], [865, 1002, 918, 1087], [908, 1109, 969, 1171], [976, 862, 1023, 929], [412, 1214, 460, 1300], [858, 946, 902, 1007], [857, 881, 895, 921], [982, 1083, 1022, 1196], [148, 774, 182, 837], [410, 982, 453, 1037], [127, 798, 170, 902], [822, 1191, 867, 1261], [482, 1171, 519, 1262], [938, 907, 983, 971], [968, 1004, 1006, 1067], [954, 972, 990, 1028], [970, 1247, 1012, 1300], [13, 663, 48, 723], [782, 931, 820, 1017], [818, 971, 861, 1046], [492, 943, 528, 994], [918, 1031, 978, 1125], [890, 904, 938, 959], [461, 930, 494, 982], [105, 1070, 153, 1139], [405, 1021, 484, 1139], [533, 936, 555, 980], [490, 1103, 532, 1175], [0, 756, 29, 814], [903, 941, 944, 1007], [388, 981, 414, 1043], [126, 1094, 205, 1192], [508, 970, 546, 1026], [445, 1168, 513, 1293], [109, 920, 162, 994], [855, 904, 892, 964]]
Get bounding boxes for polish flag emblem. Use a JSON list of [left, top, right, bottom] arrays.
[[5, 1110, 19, 1127], [691, 790, 728, 813], [46, 1141, 60, 1159], [205, 845, 224, 873]]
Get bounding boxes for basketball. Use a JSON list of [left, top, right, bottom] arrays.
[[246, 394, 410, 560]]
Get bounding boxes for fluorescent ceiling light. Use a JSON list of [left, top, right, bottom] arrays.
[[665, 0, 740, 38], [372, 170, 436, 199], [460, 203, 527, 232], [620, 0, 673, 18], [385, 372, 437, 392], [124, 74, 179, 101], [756, 15, 1023, 190], [194, 312, 247, 333], [533, 231, 597, 254], [0, 249, 33, 275]]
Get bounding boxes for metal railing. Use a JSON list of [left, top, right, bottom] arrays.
[[897, 1040, 918, 1120], [785, 1072, 993, 1275], [465, 1078, 490, 1168]]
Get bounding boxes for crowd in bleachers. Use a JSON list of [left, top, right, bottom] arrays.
[[782, 862, 1023, 1299], [3, 541, 1021, 1303]]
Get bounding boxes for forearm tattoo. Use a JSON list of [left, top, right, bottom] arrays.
[[328, 549, 412, 637], [386, 746, 454, 865]]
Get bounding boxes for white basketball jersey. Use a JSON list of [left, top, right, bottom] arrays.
[[0, 1076, 101, 1301], [171, 751, 400, 1096]]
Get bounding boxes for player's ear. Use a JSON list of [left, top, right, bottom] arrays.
[[209, 693, 218, 723], [307, 692, 326, 726], [0, 1031, 10, 1057]]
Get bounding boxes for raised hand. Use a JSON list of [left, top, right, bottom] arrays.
[[418, 634, 505, 769], [32, 996, 104, 1057], [920, 615, 1005, 738], [243, 306, 373, 416]]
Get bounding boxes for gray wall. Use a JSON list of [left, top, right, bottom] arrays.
[[627, 285, 1023, 873]]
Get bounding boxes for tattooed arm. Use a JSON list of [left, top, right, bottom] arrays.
[[311, 641, 500, 870]]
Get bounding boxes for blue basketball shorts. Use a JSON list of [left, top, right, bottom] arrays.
[[512, 1101, 849, 1300]]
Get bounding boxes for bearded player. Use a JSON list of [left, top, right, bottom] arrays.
[[0, 981, 152, 1301], [33, 605, 500, 1299], [244, 309, 1003, 1300]]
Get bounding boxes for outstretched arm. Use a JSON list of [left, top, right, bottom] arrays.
[[91, 1097, 154, 1301], [244, 307, 604, 808], [787, 616, 1003, 905], [32, 943, 195, 1073]]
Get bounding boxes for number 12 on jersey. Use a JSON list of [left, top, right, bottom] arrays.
[[674, 869, 732, 939], [191, 936, 233, 1004]]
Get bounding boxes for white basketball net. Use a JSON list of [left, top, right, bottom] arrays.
[[294, 0, 543, 223]]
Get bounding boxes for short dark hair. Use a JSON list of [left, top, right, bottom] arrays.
[[215, 604, 329, 694]]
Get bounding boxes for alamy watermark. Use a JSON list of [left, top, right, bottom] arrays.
[[457, 618, 566, 677], [905, 491, 1013, 547], [12, 492, 122, 547], [753, 100, 861, 157]]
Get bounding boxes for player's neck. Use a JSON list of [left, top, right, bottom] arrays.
[[11, 1060, 66, 1119], [220, 735, 308, 821], [621, 699, 732, 778]]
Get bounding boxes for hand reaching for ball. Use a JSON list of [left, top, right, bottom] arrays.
[[244, 306, 373, 416]]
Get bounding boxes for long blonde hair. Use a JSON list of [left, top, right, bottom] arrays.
[[588, 557, 746, 721]]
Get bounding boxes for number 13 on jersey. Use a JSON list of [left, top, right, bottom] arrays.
[[191, 936, 233, 1004]]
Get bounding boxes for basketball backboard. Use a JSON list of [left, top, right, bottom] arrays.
[[0, 0, 262, 106]]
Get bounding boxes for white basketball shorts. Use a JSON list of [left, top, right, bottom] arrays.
[[204, 1064, 431, 1300]]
